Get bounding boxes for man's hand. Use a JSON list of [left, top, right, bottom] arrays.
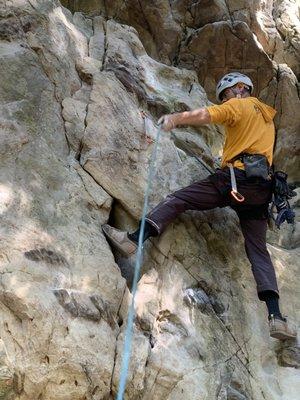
[[158, 114, 177, 131], [158, 108, 211, 131]]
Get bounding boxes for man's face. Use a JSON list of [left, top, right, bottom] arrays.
[[220, 82, 250, 103], [221, 87, 236, 103]]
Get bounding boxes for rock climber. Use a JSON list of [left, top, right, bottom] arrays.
[[102, 72, 297, 340]]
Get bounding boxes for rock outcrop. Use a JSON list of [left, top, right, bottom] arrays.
[[0, 0, 299, 399]]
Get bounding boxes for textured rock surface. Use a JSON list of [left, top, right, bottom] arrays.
[[0, 0, 299, 399]]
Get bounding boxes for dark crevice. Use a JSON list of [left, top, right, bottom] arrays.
[[138, 328, 155, 393], [27, 0, 38, 12], [87, 15, 94, 58], [75, 138, 84, 162], [100, 18, 108, 71], [104, 199, 137, 289], [103, 0, 108, 18], [224, 0, 235, 27], [172, 26, 188, 67], [75, 100, 89, 162], [137, 0, 157, 55], [272, 4, 286, 43], [59, 102, 71, 154]]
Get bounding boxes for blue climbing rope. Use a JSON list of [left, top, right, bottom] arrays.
[[116, 123, 162, 400]]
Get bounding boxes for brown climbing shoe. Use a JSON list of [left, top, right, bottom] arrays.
[[102, 224, 138, 257], [269, 315, 297, 340]]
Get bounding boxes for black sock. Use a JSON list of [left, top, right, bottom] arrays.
[[263, 291, 283, 319], [128, 221, 158, 244]]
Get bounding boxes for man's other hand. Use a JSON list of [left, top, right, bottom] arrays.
[[158, 114, 177, 131]]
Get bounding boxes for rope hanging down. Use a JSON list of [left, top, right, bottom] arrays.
[[116, 122, 162, 400]]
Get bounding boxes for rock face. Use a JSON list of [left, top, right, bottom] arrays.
[[0, 1, 299, 400]]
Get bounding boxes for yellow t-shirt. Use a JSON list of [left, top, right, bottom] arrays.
[[206, 97, 276, 168]]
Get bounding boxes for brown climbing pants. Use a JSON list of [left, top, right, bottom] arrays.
[[146, 168, 279, 300]]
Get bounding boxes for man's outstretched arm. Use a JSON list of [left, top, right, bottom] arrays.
[[159, 108, 211, 131]]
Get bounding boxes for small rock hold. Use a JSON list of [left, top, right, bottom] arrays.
[[76, 57, 102, 84], [13, 372, 24, 395], [227, 386, 248, 400], [24, 248, 68, 266], [0, 290, 33, 320], [184, 287, 225, 315], [90, 294, 117, 328], [0, 365, 14, 398], [149, 334, 156, 348], [0, 17, 24, 41], [278, 345, 300, 369], [54, 289, 101, 321], [183, 288, 213, 313]]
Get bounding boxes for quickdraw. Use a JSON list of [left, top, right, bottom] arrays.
[[141, 110, 154, 144], [228, 163, 245, 202]]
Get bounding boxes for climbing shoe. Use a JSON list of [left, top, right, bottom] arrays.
[[102, 224, 138, 257], [269, 314, 297, 340]]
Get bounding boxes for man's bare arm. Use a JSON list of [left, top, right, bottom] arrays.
[[159, 108, 211, 131]]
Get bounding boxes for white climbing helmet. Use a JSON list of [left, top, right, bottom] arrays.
[[216, 72, 254, 101]]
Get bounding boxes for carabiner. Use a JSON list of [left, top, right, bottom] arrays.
[[231, 190, 245, 202]]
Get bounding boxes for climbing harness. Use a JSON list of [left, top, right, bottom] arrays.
[[228, 163, 245, 202], [227, 153, 271, 203], [116, 121, 162, 400]]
